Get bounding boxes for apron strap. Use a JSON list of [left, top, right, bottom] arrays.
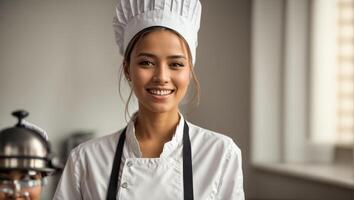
[[183, 122, 194, 200], [106, 127, 126, 200], [106, 121, 193, 200]]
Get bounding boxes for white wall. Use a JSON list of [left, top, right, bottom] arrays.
[[251, 0, 284, 163], [0, 0, 127, 150], [188, 0, 252, 194], [0, 0, 126, 198]]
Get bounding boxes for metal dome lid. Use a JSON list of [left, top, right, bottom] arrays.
[[0, 110, 59, 175]]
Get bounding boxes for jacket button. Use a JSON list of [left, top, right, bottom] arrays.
[[126, 161, 133, 167], [121, 182, 128, 189]]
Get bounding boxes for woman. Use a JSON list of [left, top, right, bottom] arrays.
[[53, 0, 244, 199]]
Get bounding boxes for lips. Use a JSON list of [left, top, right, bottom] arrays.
[[146, 88, 175, 96]]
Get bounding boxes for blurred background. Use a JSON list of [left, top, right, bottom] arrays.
[[0, 0, 353, 199]]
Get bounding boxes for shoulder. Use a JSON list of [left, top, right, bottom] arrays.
[[187, 122, 242, 157], [69, 129, 123, 161]]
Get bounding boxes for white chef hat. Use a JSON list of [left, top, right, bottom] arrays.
[[113, 0, 202, 65]]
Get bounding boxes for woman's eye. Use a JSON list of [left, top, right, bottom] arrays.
[[170, 62, 185, 68], [138, 60, 154, 67]]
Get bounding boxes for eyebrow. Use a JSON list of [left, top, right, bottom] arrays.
[[137, 52, 187, 60]]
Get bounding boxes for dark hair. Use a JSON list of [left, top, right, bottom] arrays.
[[118, 26, 200, 120]]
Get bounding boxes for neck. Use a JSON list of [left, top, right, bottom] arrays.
[[135, 108, 180, 143]]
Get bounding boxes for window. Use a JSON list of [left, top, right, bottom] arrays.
[[336, 0, 354, 145], [252, 0, 353, 188], [311, 0, 353, 146]]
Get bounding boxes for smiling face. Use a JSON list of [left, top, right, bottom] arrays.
[[124, 29, 191, 114]]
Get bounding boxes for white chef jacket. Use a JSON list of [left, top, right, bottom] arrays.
[[53, 114, 244, 200]]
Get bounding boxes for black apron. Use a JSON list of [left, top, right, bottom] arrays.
[[106, 121, 194, 200]]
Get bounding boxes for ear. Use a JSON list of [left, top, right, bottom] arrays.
[[123, 61, 131, 81]]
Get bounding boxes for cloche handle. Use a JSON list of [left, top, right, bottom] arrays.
[[12, 110, 29, 126]]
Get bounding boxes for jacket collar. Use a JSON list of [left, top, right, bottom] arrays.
[[125, 112, 185, 158]]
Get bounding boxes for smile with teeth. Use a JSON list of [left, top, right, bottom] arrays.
[[147, 89, 174, 96]]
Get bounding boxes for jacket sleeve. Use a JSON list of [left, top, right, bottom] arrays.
[[52, 148, 83, 200], [216, 143, 245, 200]]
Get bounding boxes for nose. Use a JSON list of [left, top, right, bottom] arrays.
[[153, 63, 170, 84]]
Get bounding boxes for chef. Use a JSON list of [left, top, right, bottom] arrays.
[[53, 0, 244, 199]]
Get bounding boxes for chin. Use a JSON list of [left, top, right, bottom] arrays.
[[143, 103, 178, 114], [150, 106, 174, 114]]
